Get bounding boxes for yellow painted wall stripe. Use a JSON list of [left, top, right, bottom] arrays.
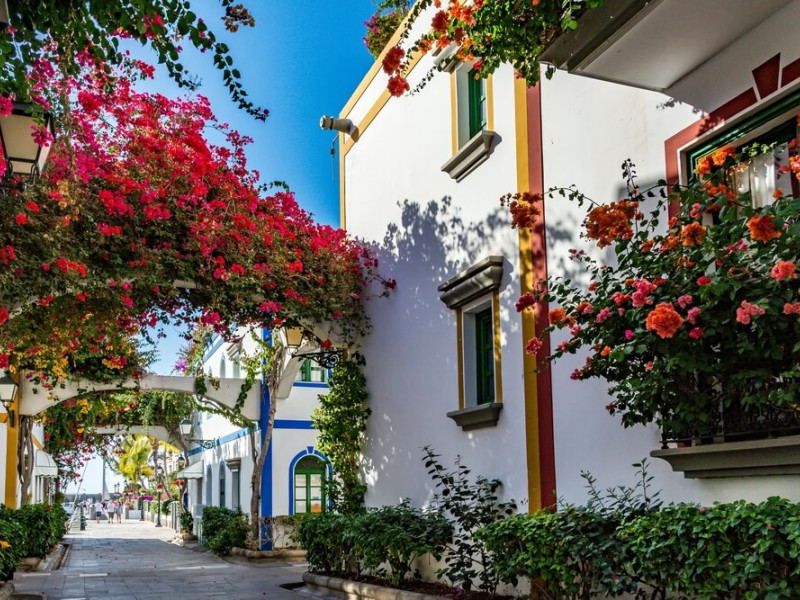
[[514, 77, 542, 513], [456, 307, 465, 410], [4, 392, 18, 508], [492, 290, 503, 404], [486, 74, 495, 132], [339, 133, 347, 230], [450, 70, 458, 155]]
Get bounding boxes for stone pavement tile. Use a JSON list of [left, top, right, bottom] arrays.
[[12, 518, 309, 600]]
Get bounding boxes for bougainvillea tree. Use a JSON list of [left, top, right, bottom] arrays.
[[0, 56, 388, 385], [380, 0, 606, 96], [509, 149, 800, 439], [0, 1, 266, 119], [42, 389, 193, 485], [0, 48, 389, 510]]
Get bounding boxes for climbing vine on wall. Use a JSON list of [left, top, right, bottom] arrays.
[[311, 354, 371, 513]]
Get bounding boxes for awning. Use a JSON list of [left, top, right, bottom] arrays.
[[175, 461, 204, 480], [33, 450, 58, 478]]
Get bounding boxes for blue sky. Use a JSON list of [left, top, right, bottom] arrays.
[[139, 1, 380, 228], [135, 1, 382, 374]]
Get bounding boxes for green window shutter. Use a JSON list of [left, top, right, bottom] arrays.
[[300, 359, 311, 382], [475, 308, 494, 405], [468, 68, 487, 139]]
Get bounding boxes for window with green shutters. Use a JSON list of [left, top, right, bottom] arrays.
[[475, 308, 495, 405], [296, 358, 328, 383], [293, 456, 326, 514], [468, 68, 487, 139]]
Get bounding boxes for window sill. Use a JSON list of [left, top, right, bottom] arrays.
[[441, 130, 497, 182], [447, 402, 503, 431], [650, 434, 800, 478]]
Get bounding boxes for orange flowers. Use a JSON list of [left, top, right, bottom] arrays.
[[501, 191, 542, 230], [710, 146, 736, 167], [680, 222, 707, 246], [771, 261, 797, 281], [747, 214, 782, 242], [585, 200, 639, 248], [548, 307, 567, 326], [645, 303, 684, 339]]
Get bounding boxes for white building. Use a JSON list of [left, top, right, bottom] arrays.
[[338, 0, 800, 514], [183, 328, 331, 543]]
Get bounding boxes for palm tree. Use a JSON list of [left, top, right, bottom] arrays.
[[116, 436, 155, 491]]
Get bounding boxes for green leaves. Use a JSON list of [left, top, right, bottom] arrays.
[[312, 356, 370, 514], [201, 506, 248, 555], [2, 0, 267, 120], [480, 485, 800, 599]]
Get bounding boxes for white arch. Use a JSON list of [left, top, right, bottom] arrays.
[[18, 374, 262, 420], [92, 425, 182, 447]]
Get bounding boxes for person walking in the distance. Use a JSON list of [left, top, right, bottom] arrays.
[[94, 499, 103, 524]]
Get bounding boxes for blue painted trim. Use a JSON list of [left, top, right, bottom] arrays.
[[274, 419, 315, 430], [203, 336, 226, 363], [185, 421, 311, 457], [293, 382, 329, 389], [287, 447, 331, 516]]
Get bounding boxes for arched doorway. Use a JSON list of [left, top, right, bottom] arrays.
[[292, 455, 326, 514]]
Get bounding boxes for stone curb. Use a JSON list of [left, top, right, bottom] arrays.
[[302, 573, 442, 600], [0, 582, 13, 600], [230, 547, 306, 560]]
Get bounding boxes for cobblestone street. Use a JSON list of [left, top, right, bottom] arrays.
[[11, 518, 307, 600]]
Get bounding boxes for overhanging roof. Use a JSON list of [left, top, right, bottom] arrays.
[[175, 461, 204, 480], [540, 0, 795, 91], [33, 450, 57, 478]]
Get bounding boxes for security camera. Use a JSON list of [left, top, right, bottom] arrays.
[[320, 116, 354, 135]]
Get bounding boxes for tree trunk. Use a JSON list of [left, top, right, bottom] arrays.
[[248, 344, 285, 545], [17, 416, 34, 505]]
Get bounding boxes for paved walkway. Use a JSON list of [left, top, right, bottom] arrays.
[[12, 517, 308, 600]]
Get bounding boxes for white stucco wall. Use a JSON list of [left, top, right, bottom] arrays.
[[539, 67, 800, 505], [343, 4, 800, 513], [190, 329, 325, 518], [344, 48, 532, 508]]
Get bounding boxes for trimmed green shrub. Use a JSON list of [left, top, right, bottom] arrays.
[[480, 495, 800, 599], [350, 502, 452, 586], [294, 505, 451, 586], [180, 511, 194, 534], [621, 497, 800, 599], [0, 518, 23, 581], [293, 512, 353, 576], [201, 506, 248, 555], [0, 504, 67, 559]]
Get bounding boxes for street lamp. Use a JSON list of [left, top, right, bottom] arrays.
[[114, 482, 120, 497], [0, 374, 17, 428], [180, 418, 216, 449], [0, 102, 54, 188], [154, 465, 164, 528], [283, 327, 344, 369]]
